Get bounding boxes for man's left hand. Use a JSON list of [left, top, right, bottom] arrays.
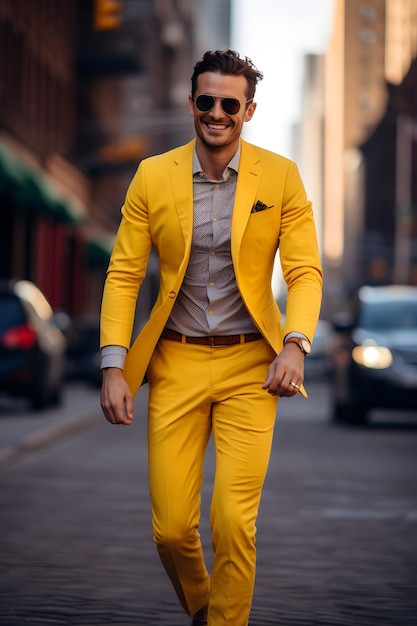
[[262, 342, 304, 397]]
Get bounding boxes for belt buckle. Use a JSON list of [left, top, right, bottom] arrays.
[[210, 336, 233, 347], [210, 336, 226, 347]]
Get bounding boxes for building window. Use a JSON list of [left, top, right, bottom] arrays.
[[360, 29, 377, 45], [359, 95, 373, 110], [360, 75, 372, 88], [359, 54, 373, 67], [359, 5, 377, 21]]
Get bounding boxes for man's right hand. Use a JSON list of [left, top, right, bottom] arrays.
[[100, 367, 134, 425]]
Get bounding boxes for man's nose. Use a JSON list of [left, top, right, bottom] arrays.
[[210, 99, 225, 117]]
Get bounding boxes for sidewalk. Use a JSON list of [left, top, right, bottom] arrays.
[[0, 379, 336, 468], [0, 379, 329, 467], [0, 381, 102, 465]]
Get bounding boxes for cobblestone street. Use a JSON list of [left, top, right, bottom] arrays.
[[1, 383, 416, 625]]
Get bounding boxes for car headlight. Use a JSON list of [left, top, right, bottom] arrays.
[[352, 343, 393, 369]]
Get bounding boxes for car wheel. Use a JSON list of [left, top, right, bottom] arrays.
[[30, 384, 50, 411], [50, 385, 63, 407], [333, 401, 368, 425]]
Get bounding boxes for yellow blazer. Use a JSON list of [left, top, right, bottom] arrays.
[[100, 138, 323, 397]]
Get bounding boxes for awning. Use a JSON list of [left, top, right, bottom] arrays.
[[0, 143, 27, 192], [0, 143, 87, 225], [86, 236, 114, 268]]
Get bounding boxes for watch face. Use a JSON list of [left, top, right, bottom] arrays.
[[301, 338, 311, 355]]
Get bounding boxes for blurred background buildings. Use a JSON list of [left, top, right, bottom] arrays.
[[0, 0, 416, 327], [298, 0, 417, 316]]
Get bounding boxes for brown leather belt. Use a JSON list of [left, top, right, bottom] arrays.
[[161, 328, 262, 347]]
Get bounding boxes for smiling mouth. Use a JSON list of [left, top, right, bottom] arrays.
[[206, 123, 228, 131]]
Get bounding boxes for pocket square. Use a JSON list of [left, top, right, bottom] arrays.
[[251, 200, 274, 213]]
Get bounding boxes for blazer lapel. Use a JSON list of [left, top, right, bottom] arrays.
[[170, 141, 194, 254], [168, 139, 263, 268], [231, 140, 262, 261]]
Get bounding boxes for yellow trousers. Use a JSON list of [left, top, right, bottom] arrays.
[[146, 337, 279, 626]]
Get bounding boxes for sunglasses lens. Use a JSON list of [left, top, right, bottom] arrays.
[[195, 95, 215, 112], [195, 95, 241, 115], [222, 98, 240, 115]]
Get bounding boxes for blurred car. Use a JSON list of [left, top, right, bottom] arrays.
[[65, 316, 101, 387], [305, 318, 334, 380], [331, 285, 417, 424], [280, 314, 334, 380], [0, 280, 67, 409]]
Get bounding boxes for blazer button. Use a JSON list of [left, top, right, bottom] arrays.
[[168, 291, 176, 298]]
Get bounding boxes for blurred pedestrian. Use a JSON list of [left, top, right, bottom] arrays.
[[100, 49, 322, 626]]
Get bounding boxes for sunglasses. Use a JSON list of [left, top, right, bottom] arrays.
[[194, 94, 254, 116]]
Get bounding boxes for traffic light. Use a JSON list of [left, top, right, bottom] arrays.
[[99, 137, 148, 164], [93, 0, 123, 31]]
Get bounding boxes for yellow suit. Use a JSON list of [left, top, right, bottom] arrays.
[[100, 138, 322, 389], [101, 137, 322, 625]]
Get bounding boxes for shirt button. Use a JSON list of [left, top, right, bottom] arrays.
[[208, 310, 213, 315], [168, 291, 176, 298], [213, 217, 218, 222], [210, 251, 216, 256], [209, 281, 214, 287]]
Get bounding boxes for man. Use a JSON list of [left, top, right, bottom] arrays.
[[100, 49, 322, 626]]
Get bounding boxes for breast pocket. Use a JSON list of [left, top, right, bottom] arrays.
[[249, 207, 277, 225], [244, 209, 280, 253]]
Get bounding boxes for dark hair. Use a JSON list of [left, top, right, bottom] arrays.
[[191, 49, 263, 100]]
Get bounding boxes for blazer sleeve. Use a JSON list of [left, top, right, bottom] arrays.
[[100, 161, 152, 349], [279, 160, 323, 341]]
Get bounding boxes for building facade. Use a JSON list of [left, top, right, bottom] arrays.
[[320, 0, 417, 310], [0, 0, 232, 327]]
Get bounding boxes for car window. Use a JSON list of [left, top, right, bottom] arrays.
[[14, 280, 53, 321], [0, 295, 27, 332], [359, 300, 417, 330]]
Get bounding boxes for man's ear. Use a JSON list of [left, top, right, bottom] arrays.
[[244, 101, 257, 122]]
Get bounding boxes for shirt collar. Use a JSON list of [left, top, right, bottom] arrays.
[[192, 141, 241, 178]]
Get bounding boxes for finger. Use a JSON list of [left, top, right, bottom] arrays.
[[262, 363, 276, 390], [103, 404, 119, 424], [289, 380, 301, 393], [263, 377, 281, 396], [279, 380, 301, 398], [101, 397, 126, 424], [263, 362, 285, 395], [125, 393, 134, 421], [112, 401, 132, 425]]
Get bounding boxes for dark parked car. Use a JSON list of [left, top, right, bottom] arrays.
[[0, 280, 67, 409], [331, 285, 417, 424], [65, 316, 101, 387], [304, 318, 334, 379]]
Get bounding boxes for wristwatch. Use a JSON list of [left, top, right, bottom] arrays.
[[285, 336, 311, 356]]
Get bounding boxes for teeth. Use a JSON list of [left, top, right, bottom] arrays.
[[207, 124, 227, 130]]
